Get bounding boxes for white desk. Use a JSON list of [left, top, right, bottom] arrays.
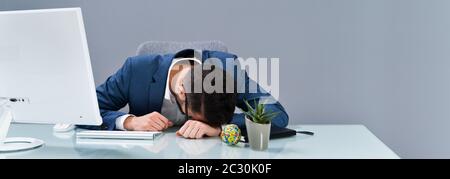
[[0, 124, 399, 159]]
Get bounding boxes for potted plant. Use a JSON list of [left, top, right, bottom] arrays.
[[243, 100, 279, 151]]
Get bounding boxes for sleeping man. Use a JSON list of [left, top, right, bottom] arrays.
[[81, 49, 288, 139]]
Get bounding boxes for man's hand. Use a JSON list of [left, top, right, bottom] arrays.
[[124, 112, 173, 131], [176, 120, 221, 139]]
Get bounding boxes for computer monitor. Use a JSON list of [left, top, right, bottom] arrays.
[[0, 8, 102, 152]]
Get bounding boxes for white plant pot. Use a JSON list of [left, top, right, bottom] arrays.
[[245, 117, 271, 151]]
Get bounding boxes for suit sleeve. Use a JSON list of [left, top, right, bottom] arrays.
[[230, 67, 289, 129], [78, 58, 132, 130]]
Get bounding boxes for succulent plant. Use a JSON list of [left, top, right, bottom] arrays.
[[243, 100, 279, 124]]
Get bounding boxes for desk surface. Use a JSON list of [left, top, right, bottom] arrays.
[[1, 124, 399, 159]]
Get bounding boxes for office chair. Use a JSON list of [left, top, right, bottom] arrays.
[[136, 40, 228, 55]]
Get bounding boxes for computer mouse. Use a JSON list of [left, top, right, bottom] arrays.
[[53, 124, 75, 133]]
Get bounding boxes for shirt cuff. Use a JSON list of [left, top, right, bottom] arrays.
[[115, 114, 132, 131]]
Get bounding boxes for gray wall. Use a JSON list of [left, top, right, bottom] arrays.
[[2, 0, 450, 158]]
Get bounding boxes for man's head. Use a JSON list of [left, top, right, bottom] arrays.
[[170, 62, 237, 127]]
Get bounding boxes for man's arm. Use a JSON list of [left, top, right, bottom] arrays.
[[78, 58, 133, 130], [208, 51, 289, 129], [231, 71, 289, 129]]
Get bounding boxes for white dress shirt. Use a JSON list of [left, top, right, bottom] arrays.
[[115, 58, 202, 130]]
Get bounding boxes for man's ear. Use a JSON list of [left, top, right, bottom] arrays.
[[178, 84, 186, 101]]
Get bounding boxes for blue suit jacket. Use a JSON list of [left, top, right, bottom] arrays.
[[81, 50, 288, 130]]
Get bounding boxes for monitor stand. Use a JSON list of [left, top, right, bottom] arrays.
[[0, 102, 44, 152]]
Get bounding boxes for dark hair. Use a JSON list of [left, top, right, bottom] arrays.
[[184, 65, 237, 127]]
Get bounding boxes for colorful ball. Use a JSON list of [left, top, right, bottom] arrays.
[[220, 124, 241, 145]]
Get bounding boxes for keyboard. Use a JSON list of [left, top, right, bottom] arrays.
[[76, 130, 162, 140]]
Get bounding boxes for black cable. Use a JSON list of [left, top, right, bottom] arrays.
[[297, 131, 314, 136]]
